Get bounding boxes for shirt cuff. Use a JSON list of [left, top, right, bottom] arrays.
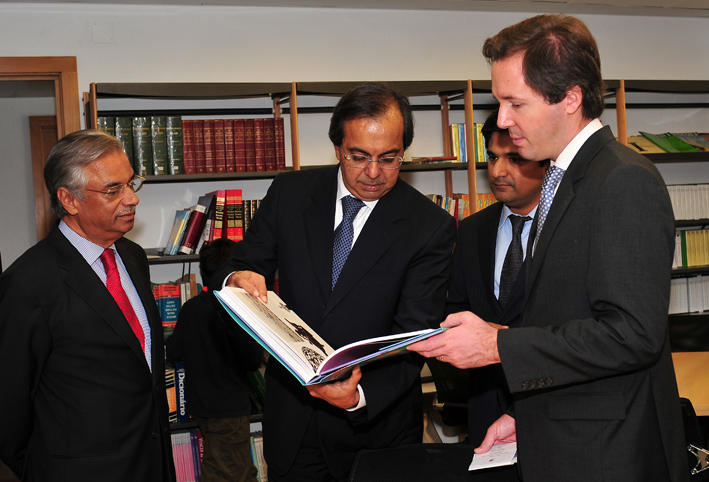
[[346, 384, 366, 411]]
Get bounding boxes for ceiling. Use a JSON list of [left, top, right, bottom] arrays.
[[1, 0, 708, 18]]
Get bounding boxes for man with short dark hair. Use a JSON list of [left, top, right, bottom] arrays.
[[411, 14, 687, 482], [444, 109, 547, 447], [214, 82, 457, 482], [0, 130, 176, 481]]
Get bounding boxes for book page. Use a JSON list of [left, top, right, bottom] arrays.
[[469, 442, 517, 471], [216, 287, 334, 383]]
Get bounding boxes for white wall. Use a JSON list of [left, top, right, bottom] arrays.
[[0, 3, 708, 277]]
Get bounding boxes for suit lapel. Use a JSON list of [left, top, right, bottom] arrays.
[[49, 228, 150, 372], [303, 168, 338, 304], [525, 126, 615, 300], [478, 203, 502, 317], [324, 179, 406, 313]]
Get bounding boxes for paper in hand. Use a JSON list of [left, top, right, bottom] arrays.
[[469, 442, 517, 471]]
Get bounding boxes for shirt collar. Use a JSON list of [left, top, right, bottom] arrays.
[[553, 118, 603, 171], [336, 165, 378, 209], [58, 219, 115, 266], [498, 203, 539, 230]]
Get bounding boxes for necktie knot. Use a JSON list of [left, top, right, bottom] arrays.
[[342, 195, 365, 221], [100, 248, 118, 272], [509, 214, 530, 235]]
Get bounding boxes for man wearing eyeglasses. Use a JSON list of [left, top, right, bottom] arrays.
[[213, 82, 457, 482], [0, 130, 176, 482]]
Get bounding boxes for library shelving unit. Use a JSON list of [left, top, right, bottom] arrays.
[[83, 79, 494, 266]]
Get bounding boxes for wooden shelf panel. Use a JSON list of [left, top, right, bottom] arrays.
[[644, 152, 709, 163], [142, 169, 293, 184], [94, 82, 292, 100], [672, 266, 709, 277]]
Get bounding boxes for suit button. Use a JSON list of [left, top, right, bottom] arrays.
[[152, 431, 159, 439], [529, 380, 537, 388], [546, 378, 553, 386], [521, 382, 529, 390], [538, 378, 545, 387]]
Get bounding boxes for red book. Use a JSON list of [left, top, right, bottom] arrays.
[[193, 120, 206, 174], [254, 118, 266, 172], [234, 119, 246, 173], [203, 119, 215, 174], [182, 119, 196, 174], [274, 117, 286, 171], [264, 118, 276, 172], [206, 190, 226, 241], [225, 189, 244, 242], [244, 119, 256, 173], [214, 119, 226, 173], [224, 119, 236, 173]]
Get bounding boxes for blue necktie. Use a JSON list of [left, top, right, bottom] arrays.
[[332, 196, 365, 289], [499, 215, 531, 307], [533, 165, 565, 255]]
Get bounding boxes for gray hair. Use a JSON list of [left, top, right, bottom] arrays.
[[44, 129, 126, 218]]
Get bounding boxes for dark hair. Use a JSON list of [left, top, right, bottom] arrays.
[[199, 238, 237, 286], [328, 82, 414, 150], [44, 129, 126, 218], [482, 14, 605, 120], [481, 109, 505, 150]]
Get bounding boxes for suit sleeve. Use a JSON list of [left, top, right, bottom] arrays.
[[356, 212, 457, 421], [498, 159, 675, 391]]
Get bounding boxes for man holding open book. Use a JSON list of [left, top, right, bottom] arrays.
[[213, 82, 456, 482]]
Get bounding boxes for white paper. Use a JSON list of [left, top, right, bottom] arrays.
[[468, 442, 517, 471]]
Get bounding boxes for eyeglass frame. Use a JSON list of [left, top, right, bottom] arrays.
[[341, 153, 404, 170], [84, 175, 145, 198]]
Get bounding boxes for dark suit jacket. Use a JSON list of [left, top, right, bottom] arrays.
[[214, 166, 456, 479], [498, 126, 688, 482], [0, 224, 176, 482], [446, 201, 526, 446]]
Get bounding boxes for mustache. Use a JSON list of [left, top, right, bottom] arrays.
[[116, 206, 136, 216]]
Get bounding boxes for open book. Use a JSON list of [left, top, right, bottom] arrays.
[[215, 287, 445, 386]]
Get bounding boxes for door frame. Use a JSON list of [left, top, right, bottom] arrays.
[[0, 57, 81, 240]]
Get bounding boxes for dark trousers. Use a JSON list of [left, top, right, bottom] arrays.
[[197, 416, 258, 482]]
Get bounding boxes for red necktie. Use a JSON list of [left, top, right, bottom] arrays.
[[100, 248, 145, 353]]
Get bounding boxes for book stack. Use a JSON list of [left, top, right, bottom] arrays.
[[165, 367, 178, 424], [628, 132, 709, 154], [98, 116, 185, 176], [667, 184, 709, 221], [449, 122, 488, 163], [250, 431, 268, 482], [162, 191, 262, 256], [171, 430, 203, 482], [670, 276, 709, 315]]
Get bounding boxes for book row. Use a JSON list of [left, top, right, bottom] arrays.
[[673, 229, 709, 269], [450, 123, 489, 164], [670, 276, 709, 315], [427, 192, 497, 224], [154, 274, 200, 335], [667, 184, 709, 221], [98, 116, 289, 177], [171, 430, 203, 482], [163, 190, 262, 257], [626, 132, 709, 155]]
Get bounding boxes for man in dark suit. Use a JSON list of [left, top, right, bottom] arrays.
[[411, 14, 688, 482], [0, 130, 176, 482], [213, 82, 457, 482], [445, 109, 547, 447]]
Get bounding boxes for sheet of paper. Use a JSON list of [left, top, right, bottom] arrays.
[[468, 442, 517, 471]]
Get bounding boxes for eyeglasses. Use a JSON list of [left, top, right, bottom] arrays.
[[342, 153, 404, 170], [84, 175, 144, 199]]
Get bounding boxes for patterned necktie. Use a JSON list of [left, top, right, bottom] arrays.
[[100, 248, 145, 353], [499, 215, 531, 307], [533, 165, 565, 254], [332, 196, 365, 289]]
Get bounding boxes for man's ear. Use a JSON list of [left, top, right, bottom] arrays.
[[565, 85, 584, 116], [57, 187, 80, 216]]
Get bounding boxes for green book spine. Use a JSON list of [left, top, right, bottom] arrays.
[[132, 117, 153, 177], [151, 116, 168, 176], [639, 131, 701, 154], [97, 116, 115, 136], [115, 117, 134, 170], [166, 116, 184, 175], [680, 230, 688, 268]]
